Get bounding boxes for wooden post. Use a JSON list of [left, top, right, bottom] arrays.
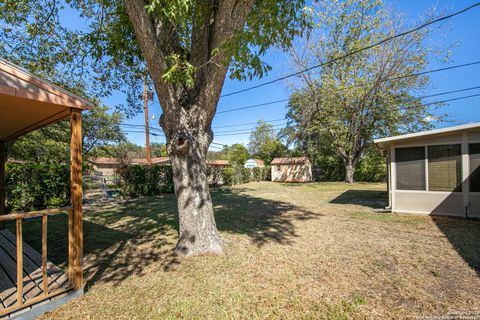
[[0, 141, 6, 229], [16, 217, 23, 306], [42, 214, 48, 295], [69, 109, 83, 289]]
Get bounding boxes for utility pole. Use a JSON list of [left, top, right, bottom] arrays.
[[143, 76, 152, 165]]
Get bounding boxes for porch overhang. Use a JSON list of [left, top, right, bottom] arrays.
[[0, 58, 94, 141]]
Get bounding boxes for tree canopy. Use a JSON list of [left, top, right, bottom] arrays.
[[248, 120, 287, 164], [284, 0, 448, 182]]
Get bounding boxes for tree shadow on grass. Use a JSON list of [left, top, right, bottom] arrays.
[[8, 187, 321, 288], [329, 189, 387, 209], [431, 216, 480, 276], [330, 189, 479, 276], [212, 187, 320, 247]]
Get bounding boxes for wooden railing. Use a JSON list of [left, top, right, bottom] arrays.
[[0, 206, 75, 315]]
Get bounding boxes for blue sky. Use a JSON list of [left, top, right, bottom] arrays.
[[80, 1, 480, 148]]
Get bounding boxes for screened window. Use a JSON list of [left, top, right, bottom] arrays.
[[396, 147, 426, 190], [427, 144, 461, 192], [469, 143, 480, 192]]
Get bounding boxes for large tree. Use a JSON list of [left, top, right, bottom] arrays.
[[285, 0, 448, 183], [0, 0, 310, 255]]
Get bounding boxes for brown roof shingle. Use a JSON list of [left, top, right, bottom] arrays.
[[270, 157, 309, 165]]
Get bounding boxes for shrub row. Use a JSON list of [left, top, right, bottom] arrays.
[[221, 166, 271, 186], [6, 163, 70, 212], [117, 164, 272, 197], [116, 164, 174, 197]]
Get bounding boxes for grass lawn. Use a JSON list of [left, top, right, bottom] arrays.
[[13, 182, 480, 319]]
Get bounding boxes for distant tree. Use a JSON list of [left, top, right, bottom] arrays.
[[227, 144, 250, 167], [9, 106, 126, 163], [151, 143, 168, 157], [248, 120, 287, 164], [285, 0, 448, 183], [207, 143, 248, 166], [83, 106, 126, 157]]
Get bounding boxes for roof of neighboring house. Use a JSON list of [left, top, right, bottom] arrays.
[[91, 157, 170, 165], [135, 157, 170, 165], [374, 122, 480, 148], [206, 160, 230, 166], [271, 157, 309, 165], [253, 159, 264, 166]]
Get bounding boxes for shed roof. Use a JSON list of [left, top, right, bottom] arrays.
[[0, 58, 94, 141], [271, 157, 309, 165], [374, 122, 480, 148]]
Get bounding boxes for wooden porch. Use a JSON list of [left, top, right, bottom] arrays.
[[0, 58, 93, 318], [0, 229, 70, 318]]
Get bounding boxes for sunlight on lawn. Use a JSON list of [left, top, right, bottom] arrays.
[[23, 182, 479, 319]]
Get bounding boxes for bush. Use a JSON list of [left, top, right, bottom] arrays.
[[6, 163, 70, 212], [263, 165, 271, 181], [240, 168, 251, 183], [117, 164, 174, 197], [221, 166, 270, 186], [252, 167, 262, 181], [207, 167, 223, 186], [221, 167, 236, 186]]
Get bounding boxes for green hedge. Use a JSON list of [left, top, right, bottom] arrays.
[[117, 164, 272, 197], [6, 163, 70, 212], [221, 166, 271, 186], [116, 164, 174, 197]]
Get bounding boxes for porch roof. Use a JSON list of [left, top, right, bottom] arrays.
[[0, 58, 93, 141], [374, 122, 480, 149]]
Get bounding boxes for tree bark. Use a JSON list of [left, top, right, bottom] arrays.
[[161, 106, 224, 256], [345, 160, 356, 183], [170, 141, 223, 256]]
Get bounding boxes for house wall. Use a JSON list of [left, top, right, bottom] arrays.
[[271, 161, 312, 182], [390, 129, 480, 217]]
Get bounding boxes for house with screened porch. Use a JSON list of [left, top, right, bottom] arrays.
[[375, 123, 480, 218]]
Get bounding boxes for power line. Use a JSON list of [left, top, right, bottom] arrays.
[[418, 85, 480, 99], [214, 123, 286, 134], [217, 99, 288, 114], [217, 61, 480, 114], [214, 92, 480, 137], [212, 118, 287, 128], [120, 89, 480, 138], [220, 2, 480, 97]]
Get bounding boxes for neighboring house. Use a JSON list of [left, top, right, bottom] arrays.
[[206, 159, 230, 169], [244, 159, 265, 168], [90, 157, 170, 176], [271, 157, 312, 182], [90, 157, 229, 176], [374, 123, 480, 218]]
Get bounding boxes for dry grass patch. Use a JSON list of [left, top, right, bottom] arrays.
[[13, 182, 478, 319]]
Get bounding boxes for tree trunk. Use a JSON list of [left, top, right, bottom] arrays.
[[345, 161, 355, 183], [164, 115, 223, 256]]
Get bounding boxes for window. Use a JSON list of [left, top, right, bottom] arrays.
[[469, 143, 480, 192], [428, 144, 461, 192], [276, 165, 281, 171], [396, 147, 426, 190]]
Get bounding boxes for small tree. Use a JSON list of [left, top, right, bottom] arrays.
[[248, 120, 287, 164], [285, 0, 448, 183]]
